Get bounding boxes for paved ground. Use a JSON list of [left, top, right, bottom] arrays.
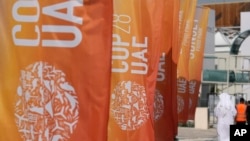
[[177, 127, 218, 141]]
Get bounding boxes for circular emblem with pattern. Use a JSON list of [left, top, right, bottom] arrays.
[[14, 62, 79, 141], [177, 95, 184, 114], [154, 89, 164, 121], [110, 81, 149, 130]]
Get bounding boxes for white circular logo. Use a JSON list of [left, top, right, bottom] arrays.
[[154, 89, 164, 121], [110, 81, 149, 130], [14, 62, 79, 141], [177, 95, 184, 114]]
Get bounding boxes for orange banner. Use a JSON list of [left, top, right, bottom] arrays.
[[0, 1, 112, 141], [154, 0, 180, 141], [177, 0, 197, 123], [179, 0, 191, 46], [188, 7, 210, 120], [108, 0, 165, 141]]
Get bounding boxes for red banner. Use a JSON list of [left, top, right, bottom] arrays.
[[172, 0, 181, 137], [154, 0, 180, 140]]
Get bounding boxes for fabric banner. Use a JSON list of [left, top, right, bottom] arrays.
[[154, 0, 180, 141], [171, 0, 181, 137], [108, 0, 164, 141], [188, 7, 210, 120], [179, 0, 191, 47], [177, 0, 197, 123], [0, 0, 112, 141]]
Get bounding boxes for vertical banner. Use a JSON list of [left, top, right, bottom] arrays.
[[177, 0, 197, 124], [108, 0, 164, 141], [188, 7, 210, 120], [0, 0, 112, 141], [179, 0, 191, 47], [172, 0, 181, 137], [154, 0, 180, 141]]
